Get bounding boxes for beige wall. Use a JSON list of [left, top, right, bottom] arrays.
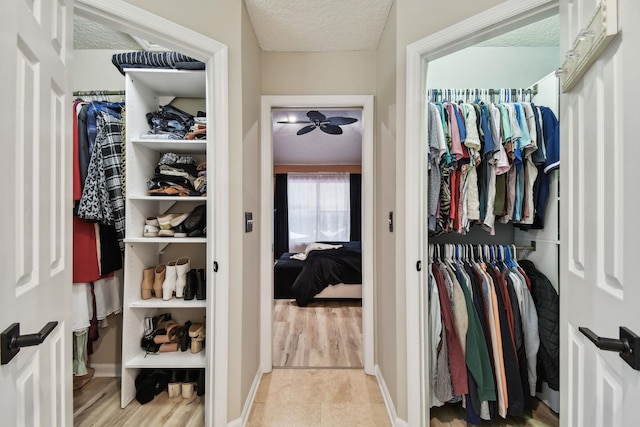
[[375, 0, 400, 417], [240, 0, 263, 420], [261, 51, 376, 95]]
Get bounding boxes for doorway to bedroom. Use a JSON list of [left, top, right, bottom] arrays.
[[260, 96, 375, 372]]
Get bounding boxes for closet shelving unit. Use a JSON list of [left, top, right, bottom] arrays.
[[120, 68, 209, 408]]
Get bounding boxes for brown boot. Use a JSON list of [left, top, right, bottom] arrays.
[[154, 264, 166, 298], [141, 267, 155, 300]]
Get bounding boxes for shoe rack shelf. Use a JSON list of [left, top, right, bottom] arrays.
[[132, 139, 206, 154], [121, 68, 210, 410], [125, 351, 206, 369]]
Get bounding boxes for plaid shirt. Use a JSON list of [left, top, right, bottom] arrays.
[[77, 112, 125, 251]]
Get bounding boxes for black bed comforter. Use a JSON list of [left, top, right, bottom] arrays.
[[290, 242, 362, 306]]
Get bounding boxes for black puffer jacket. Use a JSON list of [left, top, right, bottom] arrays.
[[519, 259, 559, 391]]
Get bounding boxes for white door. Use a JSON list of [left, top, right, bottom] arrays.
[[560, 0, 640, 426], [0, 0, 73, 426]]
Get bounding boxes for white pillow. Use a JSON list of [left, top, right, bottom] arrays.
[[304, 242, 343, 255]]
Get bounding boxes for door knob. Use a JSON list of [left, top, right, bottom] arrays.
[[1, 321, 58, 365], [579, 326, 640, 370]]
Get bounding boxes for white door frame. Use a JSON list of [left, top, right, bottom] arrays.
[[260, 95, 375, 375], [73, 2, 229, 426], [404, 0, 558, 425]]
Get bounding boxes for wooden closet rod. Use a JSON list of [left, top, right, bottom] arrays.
[[73, 90, 125, 96]]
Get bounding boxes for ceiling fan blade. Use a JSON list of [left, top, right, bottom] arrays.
[[320, 124, 343, 135], [307, 110, 326, 122], [326, 117, 358, 126], [297, 124, 317, 135]]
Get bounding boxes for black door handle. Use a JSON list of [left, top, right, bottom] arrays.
[[579, 326, 640, 370], [1, 321, 58, 365]]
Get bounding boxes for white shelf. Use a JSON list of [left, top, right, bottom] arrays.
[[132, 139, 206, 154], [128, 195, 207, 202], [124, 237, 206, 244], [124, 69, 206, 98], [125, 350, 206, 369], [129, 299, 207, 309]]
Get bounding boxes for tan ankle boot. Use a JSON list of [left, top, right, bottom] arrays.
[[153, 264, 166, 298], [141, 267, 155, 299]]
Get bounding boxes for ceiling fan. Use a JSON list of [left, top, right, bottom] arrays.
[[277, 110, 358, 135]]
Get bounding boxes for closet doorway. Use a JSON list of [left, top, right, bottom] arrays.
[[72, 2, 228, 426], [405, 1, 561, 425], [260, 96, 375, 374]]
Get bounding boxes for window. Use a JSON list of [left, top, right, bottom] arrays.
[[287, 173, 350, 252]]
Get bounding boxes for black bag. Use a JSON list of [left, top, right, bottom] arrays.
[[146, 104, 194, 137]]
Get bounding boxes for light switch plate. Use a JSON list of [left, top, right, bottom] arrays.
[[245, 212, 253, 232]]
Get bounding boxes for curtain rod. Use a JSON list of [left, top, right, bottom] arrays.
[[73, 90, 125, 96]]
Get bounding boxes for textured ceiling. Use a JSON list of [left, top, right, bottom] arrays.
[[73, 15, 142, 50], [244, 0, 394, 51], [477, 15, 559, 47], [272, 109, 362, 165]]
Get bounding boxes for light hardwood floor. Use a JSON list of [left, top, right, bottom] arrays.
[[273, 299, 363, 367], [73, 377, 204, 427], [430, 400, 559, 426]]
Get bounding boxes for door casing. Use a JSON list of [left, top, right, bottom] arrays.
[[259, 95, 375, 374], [405, 0, 558, 424]]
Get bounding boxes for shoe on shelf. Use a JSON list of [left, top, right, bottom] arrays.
[[153, 264, 166, 298], [143, 224, 159, 237], [196, 368, 205, 396], [163, 261, 177, 300], [158, 229, 175, 237], [177, 320, 192, 352], [168, 369, 185, 399], [173, 222, 188, 238], [184, 269, 197, 301], [184, 205, 206, 231], [174, 257, 190, 298], [170, 212, 189, 228], [141, 267, 154, 299], [182, 369, 198, 399], [189, 323, 205, 354], [145, 217, 159, 227], [195, 269, 206, 300], [157, 213, 175, 230]]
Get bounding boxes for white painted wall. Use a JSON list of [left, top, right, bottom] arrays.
[[427, 46, 559, 89]]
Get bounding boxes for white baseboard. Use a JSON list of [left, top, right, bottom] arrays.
[[91, 363, 121, 378], [228, 368, 263, 427], [375, 365, 408, 427]]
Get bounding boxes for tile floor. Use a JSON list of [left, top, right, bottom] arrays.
[[246, 368, 391, 427]]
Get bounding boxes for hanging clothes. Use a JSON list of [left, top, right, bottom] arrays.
[[428, 244, 550, 423], [426, 90, 559, 236]]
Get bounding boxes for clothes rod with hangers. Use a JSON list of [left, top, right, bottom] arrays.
[[73, 90, 125, 96], [429, 87, 538, 97], [429, 242, 537, 251]]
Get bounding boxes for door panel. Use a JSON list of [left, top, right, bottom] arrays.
[[0, 0, 72, 426], [561, 1, 640, 426]]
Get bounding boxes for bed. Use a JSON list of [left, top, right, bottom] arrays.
[[274, 241, 362, 306]]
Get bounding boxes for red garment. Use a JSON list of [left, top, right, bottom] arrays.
[[73, 216, 101, 283], [494, 266, 517, 358], [432, 264, 469, 396]]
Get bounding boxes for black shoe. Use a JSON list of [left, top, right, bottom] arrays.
[[196, 269, 206, 300], [184, 269, 197, 300], [197, 368, 205, 396], [177, 321, 192, 352], [184, 205, 206, 231]]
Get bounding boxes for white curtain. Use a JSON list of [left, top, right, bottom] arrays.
[[287, 173, 350, 253]]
